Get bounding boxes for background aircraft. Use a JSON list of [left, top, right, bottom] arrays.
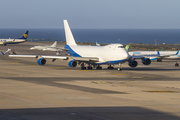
[[2, 20, 164, 71], [129, 50, 180, 62], [30, 41, 66, 55], [0, 31, 28, 46], [126, 44, 180, 62]]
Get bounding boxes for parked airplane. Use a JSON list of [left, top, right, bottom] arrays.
[[30, 41, 66, 55], [0, 31, 29, 46], [129, 50, 180, 62], [2, 20, 168, 71]]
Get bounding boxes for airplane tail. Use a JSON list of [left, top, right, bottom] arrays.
[[51, 41, 57, 47], [63, 20, 77, 46], [125, 44, 131, 51], [18, 31, 29, 39], [176, 50, 180, 55]]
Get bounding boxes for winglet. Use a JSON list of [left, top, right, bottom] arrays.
[[1, 51, 5, 55], [176, 50, 180, 55], [63, 20, 77, 46]]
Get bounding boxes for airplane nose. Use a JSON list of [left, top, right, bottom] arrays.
[[124, 50, 129, 60]]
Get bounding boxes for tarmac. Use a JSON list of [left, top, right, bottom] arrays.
[[0, 42, 180, 120]]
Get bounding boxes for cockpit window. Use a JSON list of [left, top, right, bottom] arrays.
[[118, 46, 124, 48]]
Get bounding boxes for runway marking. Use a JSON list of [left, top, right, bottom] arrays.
[[131, 76, 143, 78], [143, 90, 178, 93]]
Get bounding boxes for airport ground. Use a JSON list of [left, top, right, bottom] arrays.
[[0, 42, 180, 120]]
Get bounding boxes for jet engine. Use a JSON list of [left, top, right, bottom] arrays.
[[68, 60, 77, 67], [142, 58, 151, 65], [37, 58, 46, 65], [128, 60, 138, 67]]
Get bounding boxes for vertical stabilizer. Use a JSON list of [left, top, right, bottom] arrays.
[[63, 20, 77, 46], [51, 41, 57, 47], [18, 31, 29, 39]]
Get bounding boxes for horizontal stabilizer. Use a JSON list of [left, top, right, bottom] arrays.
[[1, 51, 5, 55]]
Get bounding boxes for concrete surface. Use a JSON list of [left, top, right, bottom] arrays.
[[0, 42, 180, 120]]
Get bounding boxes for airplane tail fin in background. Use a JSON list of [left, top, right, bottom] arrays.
[[51, 41, 57, 47], [176, 50, 180, 55], [125, 44, 131, 51], [96, 41, 100, 46], [63, 20, 77, 46], [18, 31, 29, 39]]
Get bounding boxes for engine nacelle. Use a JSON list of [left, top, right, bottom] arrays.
[[37, 58, 46, 65], [128, 60, 138, 67], [68, 60, 77, 67], [142, 58, 151, 65]]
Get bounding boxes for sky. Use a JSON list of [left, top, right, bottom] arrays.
[[0, 0, 180, 29]]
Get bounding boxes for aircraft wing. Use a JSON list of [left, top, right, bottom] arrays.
[[9, 55, 68, 59], [2, 48, 99, 62], [8, 54, 99, 61]]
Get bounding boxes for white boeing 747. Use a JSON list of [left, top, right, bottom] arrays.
[[2, 20, 166, 70], [0, 31, 28, 46]]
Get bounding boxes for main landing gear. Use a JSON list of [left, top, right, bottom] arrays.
[[96, 65, 102, 70], [157, 58, 162, 62], [107, 64, 123, 71], [80, 63, 94, 70], [107, 65, 114, 70], [79, 62, 123, 71], [175, 61, 179, 67]]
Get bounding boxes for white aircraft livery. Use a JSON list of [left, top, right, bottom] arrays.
[[129, 50, 180, 62], [0, 31, 28, 46], [30, 41, 67, 55], [2, 20, 169, 70], [30, 41, 58, 50]]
